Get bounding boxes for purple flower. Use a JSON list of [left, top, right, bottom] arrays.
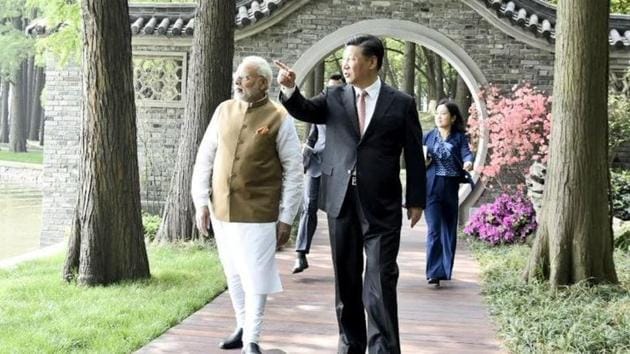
[[465, 192, 537, 245]]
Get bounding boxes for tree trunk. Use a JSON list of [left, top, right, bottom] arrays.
[[0, 80, 9, 143], [24, 57, 34, 136], [9, 65, 27, 152], [434, 54, 445, 100], [403, 42, 415, 96], [63, 0, 150, 285], [422, 47, 437, 106], [524, 0, 617, 287], [39, 107, 45, 145], [302, 70, 314, 98], [415, 63, 423, 111], [380, 48, 389, 84], [313, 60, 325, 95], [29, 66, 44, 141], [454, 74, 471, 121], [385, 49, 399, 89], [156, 0, 235, 243]]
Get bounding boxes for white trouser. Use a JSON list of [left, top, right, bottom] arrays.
[[210, 214, 281, 344], [226, 273, 268, 344]]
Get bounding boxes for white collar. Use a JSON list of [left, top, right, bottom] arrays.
[[354, 77, 381, 99]]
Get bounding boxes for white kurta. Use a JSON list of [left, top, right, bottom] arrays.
[[191, 102, 303, 294]]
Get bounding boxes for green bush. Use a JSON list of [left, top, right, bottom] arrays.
[[142, 213, 161, 241], [611, 170, 630, 221], [614, 220, 630, 252], [469, 239, 630, 353], [609, 91, 630, 164]]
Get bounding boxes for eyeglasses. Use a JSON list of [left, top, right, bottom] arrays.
[[233, 73, 261, 83]]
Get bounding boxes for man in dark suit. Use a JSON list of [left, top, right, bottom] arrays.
[[275, 35, 426, 354]]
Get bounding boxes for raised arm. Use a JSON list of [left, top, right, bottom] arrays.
[[275, 60, 328, 124]]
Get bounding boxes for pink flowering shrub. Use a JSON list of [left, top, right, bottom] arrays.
[[468, 83, 552, 187], [464, 193, 537, 245]]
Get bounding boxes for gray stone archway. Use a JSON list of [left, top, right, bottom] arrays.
[[290, 19, 489, 204]]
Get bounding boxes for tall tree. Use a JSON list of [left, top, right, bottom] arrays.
[[313, 60, 325, 94], [156, 0, 235, 242], [454, 75, 471, 121], [0, 79, 9, 143], [7, 16, 29, 152], [9, 61, 26, 151], [524, 0, 617, 286], [403, 42, 415, 96], [63, 0, 150, 285], [28, 66, 45, 141]]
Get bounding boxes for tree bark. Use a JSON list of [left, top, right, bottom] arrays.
[[434, 54, 445, 100], [29, 66, 44, 141], [24, 57, 34, 136], [524, 0, 617, 286], [302, 70, 314, 98], [0, 80, 9, 143], [313, 60, 325, 95], [39, 108, 45, 145], [9, 64, 27, 152], [63, 0, 150, 285], [403, 42, 415, 97], [385, 49, 399, 89], [422, 47, 437, 106], [454, 74, 471, 121], [156, 0, 235, 243]]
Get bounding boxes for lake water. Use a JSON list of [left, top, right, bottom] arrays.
[[0, 183, 42, 261]]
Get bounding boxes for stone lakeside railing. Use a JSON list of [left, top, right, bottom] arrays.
[[0, 161, 43, 190]]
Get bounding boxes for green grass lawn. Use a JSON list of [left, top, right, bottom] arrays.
[[0, 149, 43, 164], [0, 243, 226, 353], [469, 239, 630, 353]]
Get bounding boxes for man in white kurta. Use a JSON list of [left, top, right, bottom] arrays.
[[191, 56, 302, 354]]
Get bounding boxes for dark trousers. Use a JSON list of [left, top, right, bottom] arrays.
[[425, 176, 459, 280], [328, 185, 401, 354], [295, 175, 320, 254]]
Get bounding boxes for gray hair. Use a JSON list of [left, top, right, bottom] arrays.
[[242, 56, 273, 83]]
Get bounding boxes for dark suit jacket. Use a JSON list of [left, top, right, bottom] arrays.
[[302, 124, 321, 174], [281, 83, 426, 231]]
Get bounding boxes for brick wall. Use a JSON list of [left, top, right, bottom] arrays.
[[39, 0, 565, 244]]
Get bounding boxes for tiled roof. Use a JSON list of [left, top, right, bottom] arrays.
[[127, 0, 288, 37], [25, 0, 630, 50], [481, 0, 630, 49], [26, 1, 290, 37]]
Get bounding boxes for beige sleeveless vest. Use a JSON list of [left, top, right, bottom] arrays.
[[211, 98, 287, 222]]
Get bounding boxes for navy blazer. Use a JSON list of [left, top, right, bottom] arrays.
[[423, 128, 474, 196], [281, 83, 426, 231]]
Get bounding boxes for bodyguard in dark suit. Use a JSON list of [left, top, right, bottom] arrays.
[[275, 35, 426, 354]]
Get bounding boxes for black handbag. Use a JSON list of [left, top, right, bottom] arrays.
[[458, 170, 475, 189]]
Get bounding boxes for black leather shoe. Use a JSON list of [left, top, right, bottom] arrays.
[[219, 327, 243, 349], [292, 253, 309, 274], [428, 278, 440, 286], [242, 342, 262, 354]]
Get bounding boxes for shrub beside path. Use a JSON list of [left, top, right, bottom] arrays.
[[138, 213, 503, 353]]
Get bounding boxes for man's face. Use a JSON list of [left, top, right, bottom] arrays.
[[327, 78, 344, 87], [341, 45, 377, 87], [233, 62, 267, 102]]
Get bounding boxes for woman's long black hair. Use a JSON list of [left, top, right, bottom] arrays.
[[437, 98, 466, 134]]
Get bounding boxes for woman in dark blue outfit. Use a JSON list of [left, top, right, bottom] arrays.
[[423, 100, 474, 287]]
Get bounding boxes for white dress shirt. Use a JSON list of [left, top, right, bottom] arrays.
[[281, 77, 383, 133]]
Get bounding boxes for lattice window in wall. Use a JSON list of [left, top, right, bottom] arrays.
[[610, 69, 630, 97], [133, 51, 187, 107]]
